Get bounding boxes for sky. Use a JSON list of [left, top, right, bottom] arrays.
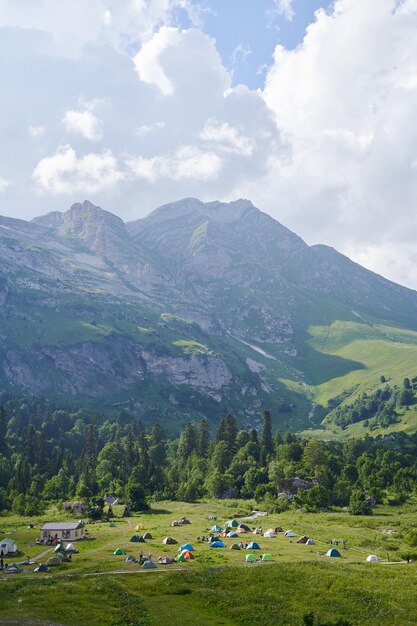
[[1, 0, 417, 289]]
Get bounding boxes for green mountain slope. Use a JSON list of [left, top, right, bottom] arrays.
[[1, 197, 417, 434]]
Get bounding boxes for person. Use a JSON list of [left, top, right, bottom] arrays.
[[139, 550, 143, 564], [0, 556, 3, 570], [148, 552, 152, 561]]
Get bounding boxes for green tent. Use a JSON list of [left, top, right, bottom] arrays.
[[113, 548, 126, 555], [225, 519, 239, 528], [5, 563, 22, 573], [261, 553, 273, 561], [175, 555, 186, 562], [109, 522, 116, 528], [142, 560, 156, 569], [230, 543, 241, 550], [47, 556, 62, 566], [245, 554, 257, 562], [54, 543, 65, 553]]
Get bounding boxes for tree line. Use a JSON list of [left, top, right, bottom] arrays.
[[1, 392, 417, 517]]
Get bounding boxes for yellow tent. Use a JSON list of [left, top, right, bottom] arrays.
[[135, 524, 145, 531]]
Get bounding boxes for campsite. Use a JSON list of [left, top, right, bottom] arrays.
[[1, 499, 417, 625]]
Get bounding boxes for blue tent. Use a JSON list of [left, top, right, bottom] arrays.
[[326, 548, 341, 558], [247, 542, 260, 550], [178, 543, 194, 552], [210, 540, 225, 548], [211, 524, 221, 532], [227, 531, 239, 538]]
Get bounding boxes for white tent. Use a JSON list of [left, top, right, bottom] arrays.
[[306, 538, 316, 545], [263, 530, 275, 538], [0, 539, 17, 555], [65, 543, 77, 553], [284, 530, 296, 537], [366, 554, 380, 562]]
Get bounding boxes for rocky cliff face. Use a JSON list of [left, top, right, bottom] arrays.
[[1, 197, 417, 429]]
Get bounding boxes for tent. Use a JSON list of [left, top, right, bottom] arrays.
[[123, 505, 131, 517], [238, 524, 251, 532], [56, 552, 68, 562], [261, 553, 273, 561], [47, 556, 62, 566], [284, 530, 296, 537], [297, 536, 309, 544], [245, 554, 257, 562], [247, 542, 260, 550], [237, 528, 247, 534], [142, 560, 156, 569], [0, 539, 17, 556], [306, 538, 315, 545], [178, 544, 194, 552], [34, 564, 49, 573], [160, 556, 173, 564], [210, 540, 225, 548], [227, 531, 239, 538], [113, 548, 126, 555], [65, 543, 77, 553], [366, 555, 381, 562], [171, 521, 180, 527], [326, 548, 341, 558], [109, 522, 116, 528], [181, 550, 194, 560], [263, 530, 275, 538], [163, 537, 177, 545], [275, 527, 283, 533], [211, 525, 221, 532], [130, 535, 145, 543], [180, 518, 191, 525], [175, 555, 186, 562], [54, 543, 65, 553], [253, 529, 262, 535], [135, 524, 145, 531], [143, 532, 153, 540], [225, 520, 238, 528], [125, 555, 136, 563], [230, 544, 241, 550], [5, 563, 21, 573]]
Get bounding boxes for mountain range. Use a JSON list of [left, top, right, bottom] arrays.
[[2, 197, 417, 434]]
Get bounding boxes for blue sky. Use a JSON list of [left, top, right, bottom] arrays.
[[0, 0, 417, 288], [175, 0, 334, 88]]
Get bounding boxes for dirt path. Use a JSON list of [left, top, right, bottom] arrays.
[[31, 547, 53, 562], [126, 519, 132, 528], [0, 620, 64, 626]]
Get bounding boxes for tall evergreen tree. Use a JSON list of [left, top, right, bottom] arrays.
[[261, 410, 274, 458], [199, 418, 210, 458]]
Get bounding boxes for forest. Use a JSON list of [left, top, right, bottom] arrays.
[[1, 383, 417, 520]]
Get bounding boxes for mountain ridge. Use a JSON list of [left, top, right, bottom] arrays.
[[1, 197, 417, 434]]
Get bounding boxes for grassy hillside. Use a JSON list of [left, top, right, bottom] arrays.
[[1, 499, 417, 625]]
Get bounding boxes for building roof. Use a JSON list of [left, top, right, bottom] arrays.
[[41, 522, 84, 531]]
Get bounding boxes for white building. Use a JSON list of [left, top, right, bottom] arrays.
[[40, 522, 85, 542]]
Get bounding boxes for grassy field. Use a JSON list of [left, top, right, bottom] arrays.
[[1, 499, 417, 625]]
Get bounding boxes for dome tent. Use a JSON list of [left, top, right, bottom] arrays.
[[210, 540, 225, 548], [142, 560, 156, 569], [306, 538, 315, 545], [135, 524, 145, 531], [143, 532, 153, 540], [263, 530, 275, 538], [366, 554, 381, 562], [178, 544, 194, 552], [247, 542, 260, 550], [181, 550, 194, 560], [326, 548, 341, 558], [175, 554, 186, 562], [0, 539, 17, 556], [297, 536, 309, 544], [130, 535, 145, 543], [113, 548, 126, 555], [211, 525, 221, 532], [227, 532, 239, 538], [34, 564, 49, 573], [5, 563, 21, 573], [230, 543, 241, 550], [238, 524, 251, 532], [284, 530, 296, 538], [245, 554, 257, 562], [65, 543, 77, 553], [163, 537, 177, 545], [261, 553, 273, 561], [125, 555, 136, 563], [47, 556, 62, 566], [225, 520, 238, 528]]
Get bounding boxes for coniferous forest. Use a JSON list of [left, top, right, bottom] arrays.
[[2, 388, 417, 520]]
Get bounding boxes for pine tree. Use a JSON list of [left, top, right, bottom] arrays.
[[261, 410, 274, 458], [199, 418, 210, 458], [0, 406, 8, 456]]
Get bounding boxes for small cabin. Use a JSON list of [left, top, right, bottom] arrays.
[[40, 522, 85, 542]]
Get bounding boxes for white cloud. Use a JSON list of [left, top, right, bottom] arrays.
[[136, 122, 165, 136], [28, 126, 45, 138], [63, 110, 103, 141], [32, 145, 123, 194], [229, 43, 252, 65], [127, 145, 222, 182], [0, 178, 10, 193], [134, 27, 182, 95], [199, 119, 254, 156], [273, 0, 295, 22], [254, 0, 417, 287]]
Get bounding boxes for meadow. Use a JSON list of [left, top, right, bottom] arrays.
[[1, 499, 417, 625]]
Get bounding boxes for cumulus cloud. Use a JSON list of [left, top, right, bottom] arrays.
[[32, 145, 123, 194], [255, 0, 417, 287], [128, 145, 222, 182], [199, 119, 254, 156], [63, 110, 103, 141], [273, 0, 295, 22]]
